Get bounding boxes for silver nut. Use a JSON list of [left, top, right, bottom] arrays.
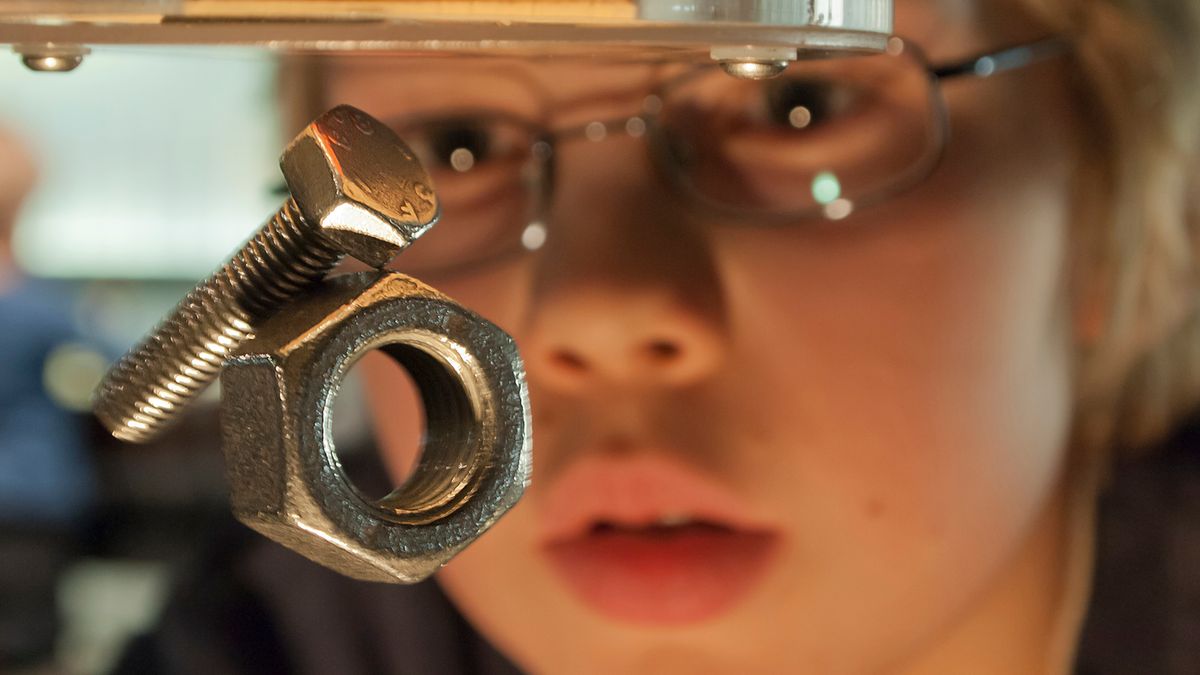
[[220, 271, 531, 583], [281, 105, 441, 268]]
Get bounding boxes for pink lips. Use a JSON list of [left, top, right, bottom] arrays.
[[538, 454, 780, 625]]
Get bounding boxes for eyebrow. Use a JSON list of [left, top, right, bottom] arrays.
[[539, 63, 671, 121]]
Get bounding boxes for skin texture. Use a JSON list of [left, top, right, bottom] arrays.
[[329, 1, 1097, 672], [0, 128, 36, 288]]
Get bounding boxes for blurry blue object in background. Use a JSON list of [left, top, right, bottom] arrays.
[[0, 118, 99, 671], [0, 278, 96, 525]]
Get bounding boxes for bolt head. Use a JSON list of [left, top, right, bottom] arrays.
[[13, 43, 90, 73], [718, 59, 790, 80], [281, 105, 440, 268], [21, 54, 84, 72]]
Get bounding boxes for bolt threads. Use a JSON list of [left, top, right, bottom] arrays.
[[94, 199, 342, 443]]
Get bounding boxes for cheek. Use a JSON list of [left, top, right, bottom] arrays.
[[708, 127, 1076, 647], [728, 65, 1076, 523]]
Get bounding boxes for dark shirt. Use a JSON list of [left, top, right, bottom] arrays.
[[0, 279, 95, 666], [115, 524, 520, 675], [117, 434, 1200, 675]]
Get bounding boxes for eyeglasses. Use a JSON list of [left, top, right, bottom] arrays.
[[382, 36, 1070, 276]]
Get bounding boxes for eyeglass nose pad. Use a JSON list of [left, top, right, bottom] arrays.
[[522, 137, 556, 219], [655, 125, 695, 169]]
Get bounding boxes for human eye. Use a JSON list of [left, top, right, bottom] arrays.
[[399, 113, 531, 176], [657, 54, 941, 217], [759, 77, 863, 132], [423, 118, 496, 171], [390, 112, 537, 219], [385, 112, 542, 275]]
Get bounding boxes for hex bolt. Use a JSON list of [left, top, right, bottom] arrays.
[[94, 106, 440, 443]]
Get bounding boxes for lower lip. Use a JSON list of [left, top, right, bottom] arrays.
[[543, 524, 779, 625]]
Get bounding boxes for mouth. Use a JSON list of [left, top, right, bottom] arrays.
[[538, 455, 781, 625]]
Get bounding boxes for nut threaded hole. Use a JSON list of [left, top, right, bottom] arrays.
[[333, 335, 488, 524], [332, 350, 422, 500]]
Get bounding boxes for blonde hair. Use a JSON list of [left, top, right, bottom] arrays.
[[1014, 0, 1200, 454]]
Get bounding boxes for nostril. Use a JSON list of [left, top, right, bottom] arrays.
[[645, 340, 681, 363], [551, 350, 589, 373]]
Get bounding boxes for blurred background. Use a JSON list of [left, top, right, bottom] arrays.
[[0, 47, 376, 674]]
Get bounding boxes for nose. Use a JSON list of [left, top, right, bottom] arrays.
[[527, 286, 724, 390], [521, 139, 726, 392]]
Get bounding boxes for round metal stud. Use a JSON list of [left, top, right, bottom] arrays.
[[718, 59, 791, 80], [711, 45, 796, 80], [14, 44, 90, 72]]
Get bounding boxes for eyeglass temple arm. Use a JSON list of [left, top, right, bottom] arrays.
[[930, 37, 1072, 81]]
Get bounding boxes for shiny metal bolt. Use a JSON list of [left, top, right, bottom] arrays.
[[710, 46, 796, 80], [718, 59, 791, 80], [14, 44, 90, 72], [94, 105, 440, 443]]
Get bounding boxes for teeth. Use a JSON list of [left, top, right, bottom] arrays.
[[655, 513, 692, 527]]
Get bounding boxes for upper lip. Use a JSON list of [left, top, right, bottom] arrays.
[[536, 452, 776, 544]]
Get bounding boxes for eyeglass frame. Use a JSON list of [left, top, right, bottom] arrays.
[[369, 35, 1072, 275], [533, 36, 1073, 225]]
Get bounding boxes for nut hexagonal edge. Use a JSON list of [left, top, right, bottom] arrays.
[[220, 271, 531, 583]]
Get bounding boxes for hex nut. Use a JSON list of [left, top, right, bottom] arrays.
[[220, 271, 531, 583], [282, 105, 441, 268]]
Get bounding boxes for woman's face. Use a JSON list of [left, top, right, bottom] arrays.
[[330, 1, 1085, 672]]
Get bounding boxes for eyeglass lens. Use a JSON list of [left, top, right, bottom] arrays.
[[656, 46, 942, 220], [382, 45, 944, 275]]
